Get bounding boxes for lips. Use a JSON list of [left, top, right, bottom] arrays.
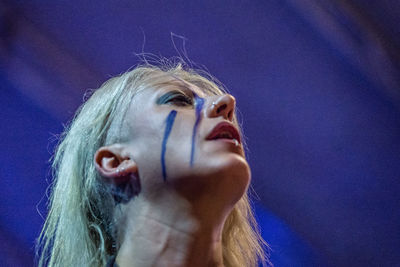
[[206, 121, 241, 144]]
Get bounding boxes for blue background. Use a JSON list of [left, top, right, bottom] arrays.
[[1, 0, 399, 266]]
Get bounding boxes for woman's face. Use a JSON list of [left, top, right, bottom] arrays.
[[122, 77, 250, 204]]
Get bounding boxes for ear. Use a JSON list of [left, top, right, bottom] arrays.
[[94, 145, 138, 184]]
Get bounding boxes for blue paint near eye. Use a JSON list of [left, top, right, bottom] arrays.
[[190, 94, 205, 166], [161, 110, 177, 182]]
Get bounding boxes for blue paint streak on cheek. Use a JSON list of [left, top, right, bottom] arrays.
[[161, 110, 177, 182], [190, 94, 205, 167]]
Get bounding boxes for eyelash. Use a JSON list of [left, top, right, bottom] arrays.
[[165, 93, 193, 106]]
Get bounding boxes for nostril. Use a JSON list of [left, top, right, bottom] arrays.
[[228, 110, 233, 120], [217, 104, 227, 114]]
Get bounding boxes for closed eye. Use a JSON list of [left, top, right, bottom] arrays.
[[157, 91, 193, 107]]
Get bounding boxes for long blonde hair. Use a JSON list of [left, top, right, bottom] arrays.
[[37, 60, 270, 266]]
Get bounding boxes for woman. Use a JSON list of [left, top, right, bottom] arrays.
[[37, 61, 269, 267]]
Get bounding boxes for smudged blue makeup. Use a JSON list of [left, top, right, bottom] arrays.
[[161, 110, 177, 182], [158, 87, 204, 181], [156, 90, 193, 106], [190, 93, 205, 166]]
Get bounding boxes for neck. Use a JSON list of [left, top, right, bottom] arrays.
[[115, 190, 227, 267]]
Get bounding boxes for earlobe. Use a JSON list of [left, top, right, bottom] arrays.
[[94, 145, 138, 184], [94, 145, 141, 203]]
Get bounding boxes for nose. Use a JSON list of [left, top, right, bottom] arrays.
[[206, 94, 236, 121]]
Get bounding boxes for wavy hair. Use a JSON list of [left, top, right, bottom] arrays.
[[36, 60, 270, 267]]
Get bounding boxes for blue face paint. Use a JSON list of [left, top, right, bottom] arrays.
[[161, 110, 177, 182], [190, 94, 205, 166]]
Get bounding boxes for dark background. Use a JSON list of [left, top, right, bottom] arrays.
[[1, 0, 399, 266]]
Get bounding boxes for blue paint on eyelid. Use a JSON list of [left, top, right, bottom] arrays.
[[161, 110, 177, 182], [190, 94, 205, 166]]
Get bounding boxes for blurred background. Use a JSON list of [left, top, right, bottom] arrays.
[[1, 0, 399, 266]]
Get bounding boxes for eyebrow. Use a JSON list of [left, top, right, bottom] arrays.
[[154, 79, 198, 101], [173, 84, 195, 97], [155, 78, 197, 95]]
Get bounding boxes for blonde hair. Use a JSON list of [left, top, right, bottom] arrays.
[[36, 60, 270, 266]]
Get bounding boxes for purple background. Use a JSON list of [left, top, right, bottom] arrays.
[[1, 0, 399, 266]]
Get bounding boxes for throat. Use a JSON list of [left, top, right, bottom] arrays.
[[115, 194, 225, 267]]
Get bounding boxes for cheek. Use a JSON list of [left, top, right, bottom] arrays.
[[131, 112, 194, 184], [127, 123, 165, 178], [162, 121, 196, 174]]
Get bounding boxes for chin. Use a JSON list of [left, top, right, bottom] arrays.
[[203, 153, 251, 203], [169, 155, 250, 205]]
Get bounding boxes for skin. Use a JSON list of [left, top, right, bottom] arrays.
[[95, 79, 251, 267]]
